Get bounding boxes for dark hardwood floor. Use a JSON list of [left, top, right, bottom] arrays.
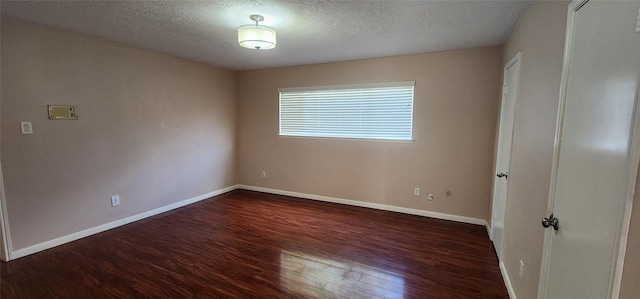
[[1, 190, 508, 298]]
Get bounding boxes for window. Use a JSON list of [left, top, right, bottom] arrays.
[[279, 81, 415, 141]]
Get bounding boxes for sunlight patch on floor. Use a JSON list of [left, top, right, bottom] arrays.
[[280, 250, 405, 299]]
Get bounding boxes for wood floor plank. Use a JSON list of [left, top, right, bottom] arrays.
[[1, 190, 508, 298]]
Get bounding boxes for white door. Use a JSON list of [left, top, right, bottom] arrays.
[[491, 53, 520, 257], [539, 1, 640, 298]]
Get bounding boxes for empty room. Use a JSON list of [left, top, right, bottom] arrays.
[[1, 1, 639, 298]]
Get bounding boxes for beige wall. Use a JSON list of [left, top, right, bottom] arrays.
[[500, 1, 569, 298], [0, 20, 237, 251], [237, 48, 502, 221]]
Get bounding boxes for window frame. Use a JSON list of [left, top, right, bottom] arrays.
[[278, 81, 415, 142]]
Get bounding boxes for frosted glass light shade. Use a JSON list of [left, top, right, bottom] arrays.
[[238, 25, 276, 50]]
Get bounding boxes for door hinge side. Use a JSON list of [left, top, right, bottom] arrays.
[[636, 6, 640, 32]]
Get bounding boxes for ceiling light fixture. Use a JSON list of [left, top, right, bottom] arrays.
[[238, 14, 276, 50]]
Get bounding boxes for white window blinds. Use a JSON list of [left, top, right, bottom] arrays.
[[279, 82, 415, 141]]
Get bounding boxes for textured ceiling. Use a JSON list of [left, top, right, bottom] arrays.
[[1, 0, 530, 70]]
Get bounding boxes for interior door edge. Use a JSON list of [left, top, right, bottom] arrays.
[[536, 1, 582, 297], [610, 38, 640, 299]]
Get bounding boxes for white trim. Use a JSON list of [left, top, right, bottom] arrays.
[[486, 222, 493, 240], [8, 184, 490, 260], [10, 185, 238, 260], [500, 260, 517, 299], [538, 1, 583, 296], [237, 185, 486, 226], [611, 40, 640, 299], [278, 81, 415, 93], [278, 135, 415, 144], [490, 51, 521, 259], [0, 162, 12, 261]]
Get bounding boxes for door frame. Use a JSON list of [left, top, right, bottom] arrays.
[[490, 52, 521, 258], [537, 0, 640, 297], [0, 162, 12, 261]]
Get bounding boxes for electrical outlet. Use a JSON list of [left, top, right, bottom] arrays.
[[414, 187, 420, 196], [261, 171, 267, 178], [427, 193, 434, 200], [519, 260, 524, 279], [111, 195, 120, 207]]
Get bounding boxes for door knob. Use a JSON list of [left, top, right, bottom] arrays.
[[497, 172, 508, 178], [542, 214, 560, 231]]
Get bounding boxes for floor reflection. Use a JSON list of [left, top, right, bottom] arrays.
[[280, 250, 405, 299]]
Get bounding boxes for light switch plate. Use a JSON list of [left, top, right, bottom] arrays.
[[20, 122, 33, 134]]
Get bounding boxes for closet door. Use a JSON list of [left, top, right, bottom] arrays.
[[539, 0, 640, 298]]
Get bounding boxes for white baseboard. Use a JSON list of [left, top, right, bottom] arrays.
[[11, 185, 238, 260], [486, 222, 493, 240], [237, 185, 486, 226], [10, 184, 488, 260], [500, 260, 517, 299]]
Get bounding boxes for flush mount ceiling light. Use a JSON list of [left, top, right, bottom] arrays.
[[238, 14, 276, 50]]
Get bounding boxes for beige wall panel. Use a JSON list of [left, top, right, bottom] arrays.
[[1, 20, 237, 250], [500, 1, 569, 298], [237, 48, 502, 221]]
